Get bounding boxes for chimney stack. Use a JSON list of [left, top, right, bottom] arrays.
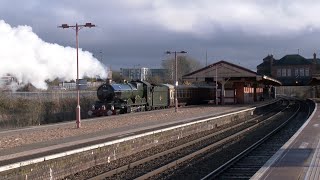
[[270, 54, 273, 65], [313, 53, 317, 64]]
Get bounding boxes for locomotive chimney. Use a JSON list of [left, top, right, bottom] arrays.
[[106, 78, 112, 84]]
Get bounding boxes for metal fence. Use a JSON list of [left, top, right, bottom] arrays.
[[1, 91, 97, 100], [276, 86, 316, 98]]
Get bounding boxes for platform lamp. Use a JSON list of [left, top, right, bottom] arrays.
[[58, 22, 96, 128], [166, 51, 187, 112]]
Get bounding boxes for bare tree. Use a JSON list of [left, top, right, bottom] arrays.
[[162, 56, 202, 84], [147, 75, 164, 84], [112, 71, 126, 83]]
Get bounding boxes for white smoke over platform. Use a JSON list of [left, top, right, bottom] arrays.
[[0, 20, 107, 89]]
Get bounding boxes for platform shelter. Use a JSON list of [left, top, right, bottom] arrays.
[[182, 60, 281, 104]]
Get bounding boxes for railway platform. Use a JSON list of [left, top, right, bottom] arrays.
[[252, 102, 320, 180], [0, 99, 275, 179], [0, 103, 262, 162]]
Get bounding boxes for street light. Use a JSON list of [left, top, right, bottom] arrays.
[[58, 22, 96, 128], [166, 51, 187, 112], [215, 65, 218, 105]]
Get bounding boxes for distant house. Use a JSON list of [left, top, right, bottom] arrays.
[[0, 74, 19, 91], [0, 75, 15, 85], [257, 53, 320, 86], [58, 82, 77, 90]]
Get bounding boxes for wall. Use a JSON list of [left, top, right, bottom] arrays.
[[0, 108, 256, 180]]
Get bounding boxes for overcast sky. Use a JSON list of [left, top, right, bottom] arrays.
[[1, 0, 320, 71]]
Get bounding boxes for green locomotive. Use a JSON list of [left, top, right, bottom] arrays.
[[88, 80, 173, 116]]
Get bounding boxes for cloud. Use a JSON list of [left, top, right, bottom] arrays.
[[1, 0, 320, 72], [2, 1, 320, 37], [121, 0, 320, 36]]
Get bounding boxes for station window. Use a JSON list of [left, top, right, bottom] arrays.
[[287, 69, 291, 77], [305, 68, 310, 76], [295, 68, 299, 76], [300, 68, 304, 76], [277, 69, 281, 77], [281, 69, 286, 77]]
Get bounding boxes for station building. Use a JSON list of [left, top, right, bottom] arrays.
[[257, 53, 320, 86], [183, 60, 281, 104]]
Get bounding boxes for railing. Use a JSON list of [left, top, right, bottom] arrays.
[[0, 91, 97, 100], [276, 86, 316, 98]]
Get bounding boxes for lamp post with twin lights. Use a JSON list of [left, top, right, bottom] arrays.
[[166, 51, 187, 112], [58, 22, 96, 128]]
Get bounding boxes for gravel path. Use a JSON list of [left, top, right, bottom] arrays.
[[0, 105, 253, 151]]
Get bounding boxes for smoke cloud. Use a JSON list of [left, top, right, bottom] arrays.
[[0, 20, 107, 89]]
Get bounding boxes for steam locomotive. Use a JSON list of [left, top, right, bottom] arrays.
[[88, 80, 215, 117]]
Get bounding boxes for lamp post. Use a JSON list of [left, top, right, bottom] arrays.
[[58, 22, 96, 128], [216, 65, 218, 105], [166, 51, 187, 112]]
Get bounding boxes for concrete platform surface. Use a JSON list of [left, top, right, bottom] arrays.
[[252, 103, 320, 180]]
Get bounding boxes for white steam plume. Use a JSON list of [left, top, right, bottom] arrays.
[[0, 20, 107, 89]]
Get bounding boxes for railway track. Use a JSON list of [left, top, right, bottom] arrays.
[[200, 99, 312, 180], [65, 98, 297, 179]]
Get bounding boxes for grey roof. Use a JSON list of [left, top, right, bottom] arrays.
[[307, 58, 320, 64], [273, 54, 312, 66]]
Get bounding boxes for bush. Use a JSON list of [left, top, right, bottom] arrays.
[[0, 93, 96, 129]]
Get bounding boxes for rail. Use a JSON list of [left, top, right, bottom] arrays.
[[201, 99, 304, 179], [86, 99, 288, 179]]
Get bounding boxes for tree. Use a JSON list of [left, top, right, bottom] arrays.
[[45, 78, 60, 87], [162, 56, 202, 84], [17, 83, 37, 92], [112, 71, 125, 83], [147, 75, 164, 84]]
